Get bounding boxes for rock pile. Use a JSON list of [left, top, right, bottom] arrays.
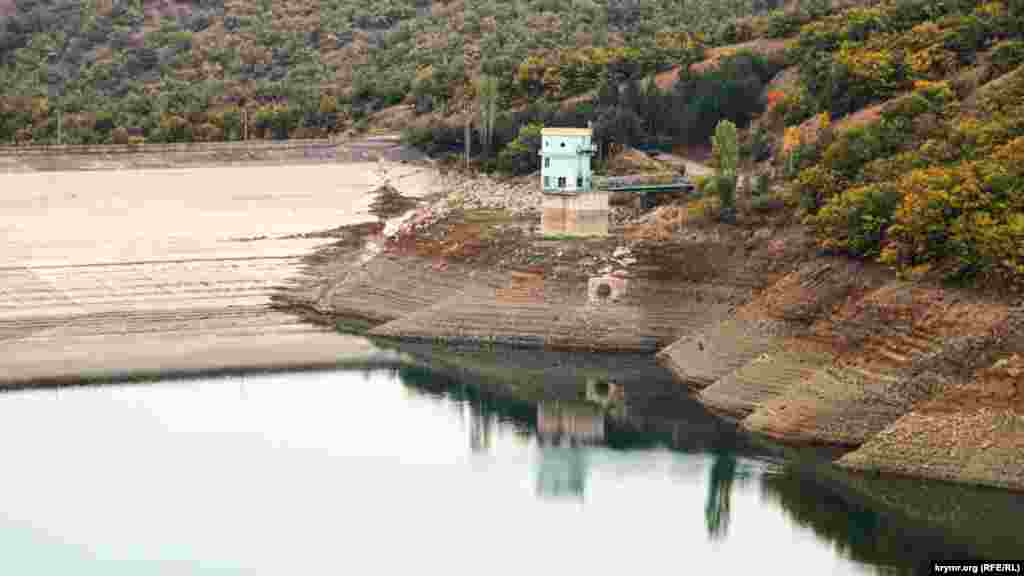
[[390, 172, 541, 239], [441, 173, 541, 215]]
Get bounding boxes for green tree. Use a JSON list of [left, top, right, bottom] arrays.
[[712, 119, 740, 222]]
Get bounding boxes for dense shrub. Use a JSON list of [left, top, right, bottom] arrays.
[[821, 120, 904, 181], [991, 39, 1024, 74], [792, 164, 840, 212], [766, 10, 807, 38], [776, 2, 1024, 285], [497, 122, 543, 175], [809, 183, 901, 257]]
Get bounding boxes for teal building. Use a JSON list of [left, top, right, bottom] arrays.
[[539, 127, 596, 193]]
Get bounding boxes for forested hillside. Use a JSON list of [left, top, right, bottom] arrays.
[[0, 0, 795, 144], [770, 0, 1024, 285]]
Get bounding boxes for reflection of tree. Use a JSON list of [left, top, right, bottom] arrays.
[[468, 402, 494, 453], [535, 447, 588, 500], [705, 452, 737, 540], [759, 467, 980, 569]]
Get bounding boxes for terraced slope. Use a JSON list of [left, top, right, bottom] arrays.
[[370, 276, 746, 352], [838, 347, 1024, 490], [656, 249, 1024, 490], [659, 259, 886, 393], [742, 284, 1011, 446]]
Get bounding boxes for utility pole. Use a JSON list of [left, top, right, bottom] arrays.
[[464, 101, 471, 169]]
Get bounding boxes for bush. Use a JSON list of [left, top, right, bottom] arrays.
[[992, 39, 1024, 75], [821, 120, 904, 181], [498, 122, 543, 175], [401, 124, 434, 148], [809, 183, 901, 257], [94, 110, 115, 136], [767, 10, 806, 38], [752, 171, 771, 197], [776, 87, 817, 126], [745, 123, 772, 162], [792, 164, 840, 213]]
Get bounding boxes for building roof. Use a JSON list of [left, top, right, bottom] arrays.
[[541, 127, 592, 136]]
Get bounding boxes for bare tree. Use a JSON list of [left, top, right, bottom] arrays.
[[465, 100, 472, 168]]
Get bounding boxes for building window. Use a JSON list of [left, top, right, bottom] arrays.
[[544, 176, 550, 188], [544, 157, 550, 168], [577, 176, 583, 188], [558, 177, 566, 188]]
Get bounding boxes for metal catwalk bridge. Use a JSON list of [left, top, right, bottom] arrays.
[[595, 174, 696, 208]]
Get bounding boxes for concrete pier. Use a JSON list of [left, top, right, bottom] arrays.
[[541, 189, 610, 236]]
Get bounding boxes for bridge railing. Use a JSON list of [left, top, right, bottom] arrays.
[[595, 172, 691, 191]]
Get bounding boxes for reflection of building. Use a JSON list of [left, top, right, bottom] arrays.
[[536, 446, 588, 500], [534, 403, 603, 499], [536, 402, 605, 446]]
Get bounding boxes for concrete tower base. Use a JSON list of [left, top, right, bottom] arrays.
[[541, 190, 610, 237]]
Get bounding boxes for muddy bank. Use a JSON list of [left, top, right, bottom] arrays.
[[837, 351, 1024, 491], [656, 251, 1024, 490], [278, 201, 813, 353], [0, 143, 439, 387]]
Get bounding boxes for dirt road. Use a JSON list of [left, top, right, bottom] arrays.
[[0, 154, 439, 386]]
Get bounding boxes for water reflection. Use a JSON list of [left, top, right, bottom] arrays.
[[468, 400, 495, 453], [537, 402, 605, 446], [705, 452, 737, 540], [534, 403, 605, 499], [536, 447, 589, 500], [0, 362, 1018, 575], [391, 360, 1023, 571]]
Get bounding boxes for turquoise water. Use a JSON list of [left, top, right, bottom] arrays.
[[0, 363, 1015, 575]]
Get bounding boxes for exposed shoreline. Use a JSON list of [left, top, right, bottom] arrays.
[[270, 157, 1024, 493], [0, 139, 438, 388], [4, 141, 1022, 493]]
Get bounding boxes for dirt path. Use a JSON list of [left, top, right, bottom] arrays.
[[0, 151, 440, 386]]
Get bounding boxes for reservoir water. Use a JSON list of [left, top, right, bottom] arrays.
[[0, 352, 1019, 575]]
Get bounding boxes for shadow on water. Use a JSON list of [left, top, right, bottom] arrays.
[[378, 341, 1023, 572]]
